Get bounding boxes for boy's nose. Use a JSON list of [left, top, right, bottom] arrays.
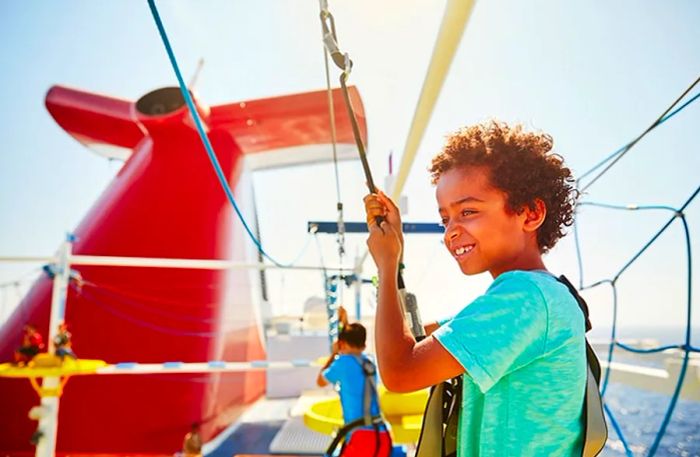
[[445, 222, 462, 241]]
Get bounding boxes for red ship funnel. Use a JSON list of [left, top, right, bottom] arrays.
[[0, 84, 367, 454], [134, 87, 212, 133]]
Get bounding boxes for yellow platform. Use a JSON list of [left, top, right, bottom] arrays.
[[0, 355, 106, 378], [0, 355, 107, 397], [303, 386, 428, 444]]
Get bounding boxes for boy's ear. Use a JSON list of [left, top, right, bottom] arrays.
[[522, 198, 546, 233]]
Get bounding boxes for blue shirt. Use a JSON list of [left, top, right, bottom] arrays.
[[434, 270, 586, 456], [322, 353, 382, 428]]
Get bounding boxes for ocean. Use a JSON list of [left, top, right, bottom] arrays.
[[603, 385, 699, 456], [589, 327, 699, 456]]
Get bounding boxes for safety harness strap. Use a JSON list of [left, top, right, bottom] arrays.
[[559, 275, 608, 457], [323, 355, 390, 457], [415, 274, 607, 457]]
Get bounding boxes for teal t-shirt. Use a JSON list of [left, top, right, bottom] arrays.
[[433, 270, 586, 456]]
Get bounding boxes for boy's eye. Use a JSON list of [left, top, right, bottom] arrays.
[[461, 209, 476, 217], [439, 217, 448, 226]]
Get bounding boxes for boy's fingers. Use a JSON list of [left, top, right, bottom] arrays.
[[365, 201, 385, 214], [367, 221, 382, 236], [366, 213, 386, 228], [377, 190, 400, 213], [364, 195, 388, 227], [363, 192, 383, 203], [363, 195, 384, 211]]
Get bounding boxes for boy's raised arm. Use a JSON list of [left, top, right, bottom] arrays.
[[316, 342, 339, 387], [365, 193, 464, 392]]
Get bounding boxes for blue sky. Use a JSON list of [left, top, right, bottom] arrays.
[[1, 1, 699, 337]]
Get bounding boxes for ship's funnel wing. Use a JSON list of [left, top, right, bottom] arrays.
[[209, 86, 367, 170], [46, 85, 146, 161]]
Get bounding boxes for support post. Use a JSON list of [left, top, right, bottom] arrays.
[[35, 234, 73, 457]]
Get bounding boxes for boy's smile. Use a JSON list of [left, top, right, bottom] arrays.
[[436, 166, 545, 278]]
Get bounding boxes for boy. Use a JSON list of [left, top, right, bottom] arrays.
[[364, 120, 585, 456], [14, 324, 45, 366], [54, 322, 77, 361], [317, 320, 390, 455]]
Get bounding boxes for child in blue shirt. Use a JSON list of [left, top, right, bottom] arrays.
[[364, 121, 586, 456], [317, 320, 390, 456]]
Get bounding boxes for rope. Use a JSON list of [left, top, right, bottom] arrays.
[[577, 76, 700, 192], [614, 342, 684, 354], [147, 0, 304, 268], [577, 91, 700, 186], [74, 283, 221, 337], [97, 358, 323, 374], [319, 1, 347, 310], [319, 1, 345, 252], [573, 220, 586, 289], [604, 403, 634, 457], [646, 206, 693, 457], [599, 280, 616, 396], [66, 231, 315, 326], [77, 279, 221, 324], [574, 189, 698, 455]]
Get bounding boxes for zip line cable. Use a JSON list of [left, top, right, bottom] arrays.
[[319, 0, 347, 310], [577, 76, 700, 192], [319, 1, 345, 248], [147, 0, 308, 268]]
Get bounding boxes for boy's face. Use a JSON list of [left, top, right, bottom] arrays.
[[436, 166, 541, 278]]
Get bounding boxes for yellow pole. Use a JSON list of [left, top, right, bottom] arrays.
[[391, 0, 477, 201]]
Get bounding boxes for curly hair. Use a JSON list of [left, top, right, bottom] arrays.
[[429, 120, 578, 253]]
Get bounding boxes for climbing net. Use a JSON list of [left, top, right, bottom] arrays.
[[573, 76, 700, 456]]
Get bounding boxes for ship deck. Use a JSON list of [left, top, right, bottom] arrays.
[[206, 391, 334, 457]]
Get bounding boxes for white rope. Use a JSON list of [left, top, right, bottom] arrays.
[[0, 255, 349, 272], [95, 359, 323, 375]]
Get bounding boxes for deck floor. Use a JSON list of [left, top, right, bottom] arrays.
[[205, 392, 334, 457]]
